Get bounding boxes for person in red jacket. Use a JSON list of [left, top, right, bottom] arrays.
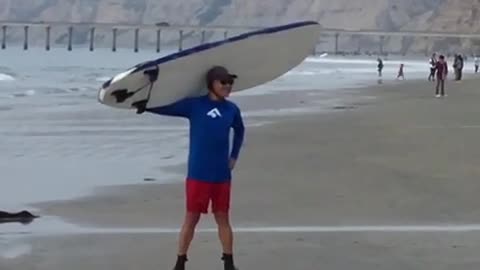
[[435, 55, 448, 98]]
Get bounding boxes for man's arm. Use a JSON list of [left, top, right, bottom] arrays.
[[144, 98, 193, 118], [230, 107, 245, 161]]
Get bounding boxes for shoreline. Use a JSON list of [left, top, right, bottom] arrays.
[[1, 53, 406, 212], [3, 76, 480, 269], [2, 67, 477, 228], [26, 75, 480, 229]]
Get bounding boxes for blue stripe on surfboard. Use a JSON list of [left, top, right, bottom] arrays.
[[131, 21, 319, 73]]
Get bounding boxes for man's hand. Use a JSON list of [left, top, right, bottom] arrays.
[[132, 100, 147, 114], [229, 158, 237, 170]]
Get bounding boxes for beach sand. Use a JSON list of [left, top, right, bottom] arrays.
[[3, 77, 480, 269]]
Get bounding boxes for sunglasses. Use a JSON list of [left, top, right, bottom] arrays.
[[220, 78, 234, 85]]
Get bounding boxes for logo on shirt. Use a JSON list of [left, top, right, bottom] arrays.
[[207, 108, 222, 118]]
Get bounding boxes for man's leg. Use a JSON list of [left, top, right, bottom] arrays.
[[173, 180, 209, 270], [177, 212, 201, 255], [214, 212, 234, 254], [436, 78, 441, 96], [441, 79, 445, 96], [174, 212, 201, 270], [212, 182, 236, 270], [214, 212, 236, 270]]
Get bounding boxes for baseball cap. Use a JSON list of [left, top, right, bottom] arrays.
[[206, 66, 237, 86]]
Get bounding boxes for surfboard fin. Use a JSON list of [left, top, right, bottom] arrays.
[[110, 89, 135, 103], [132, 99, 148, 114], [109, 68, 158, 105]]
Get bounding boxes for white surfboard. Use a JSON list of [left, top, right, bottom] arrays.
[[98, 21, 321, 110]]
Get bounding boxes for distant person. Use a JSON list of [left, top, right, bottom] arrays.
[[428, 53, 437, 81], [474, 56, 479, 73], [396, 63, 405, 80], [435, 55, 448, 98], [377, 57, 384, 77], [453, 54, 458, 80], [453, 54, 464, 81], [458, 54, 464, 80], [134, 66, 245, 270]]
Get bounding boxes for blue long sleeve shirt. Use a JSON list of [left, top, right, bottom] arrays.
[[146, 95, 245, 183]]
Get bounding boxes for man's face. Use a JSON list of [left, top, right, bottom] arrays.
[[212, 77, 234, 98]]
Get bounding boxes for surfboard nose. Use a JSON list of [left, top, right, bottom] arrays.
[[102, 78, 112, 89], [97, 78, 112, 104], [98, 87, 108, 104]]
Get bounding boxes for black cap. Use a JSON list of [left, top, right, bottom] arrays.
[[206, 66, 237, 88]]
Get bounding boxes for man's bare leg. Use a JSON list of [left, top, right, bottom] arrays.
[[214, 212, 236, 270], [174, 212, 201, 270]]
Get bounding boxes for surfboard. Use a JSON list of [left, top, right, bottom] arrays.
[[98, 21, 321, 110]]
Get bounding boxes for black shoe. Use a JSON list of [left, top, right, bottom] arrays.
[[173, 255, 188, 270], [222, 254, 238, 270], [223, 263, 238, 270], [172, 265, 185, 270]]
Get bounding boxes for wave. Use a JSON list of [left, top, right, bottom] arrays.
[[286, 70, 318, 76], [0, 73, 15, 81], [11, 90, 36, 98], [96, 76, 111, 82]]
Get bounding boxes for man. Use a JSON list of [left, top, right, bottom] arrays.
[[377, 57, 384, 77], [453, 54, 464, 81], [134, 66, 245, 270], [396, 63, 405, 80], [457, 54, 464, 80], [474, 56, 479, 73], [428, 53, 437, 81], [435, 55, 448, 98]]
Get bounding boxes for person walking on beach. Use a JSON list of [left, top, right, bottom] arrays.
[[428, 53, 437, 81], [474, 56, 479, 73], [435, 55, 448, 98], [397, 63, 405, 80], [134, 66, 245, 270], [457, 54, 464, 80], [453, 54, 464, 81], [377, 57, 384, 77]]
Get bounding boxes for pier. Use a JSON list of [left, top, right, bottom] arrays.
[[0, 21, 479, 55], [321, 28, 480, 55], [0, 21, 257, 53]]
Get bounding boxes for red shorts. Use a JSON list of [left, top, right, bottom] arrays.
[[186, 179, 231, 214]]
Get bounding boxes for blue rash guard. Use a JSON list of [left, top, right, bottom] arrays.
[[146, 95, 245, 183]]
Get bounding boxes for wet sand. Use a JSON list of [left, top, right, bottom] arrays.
[[3, 77, 480, 269]]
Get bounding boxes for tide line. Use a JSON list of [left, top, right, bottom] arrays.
[[64, 224, 480, 234], [4, 225, 480, 237]]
